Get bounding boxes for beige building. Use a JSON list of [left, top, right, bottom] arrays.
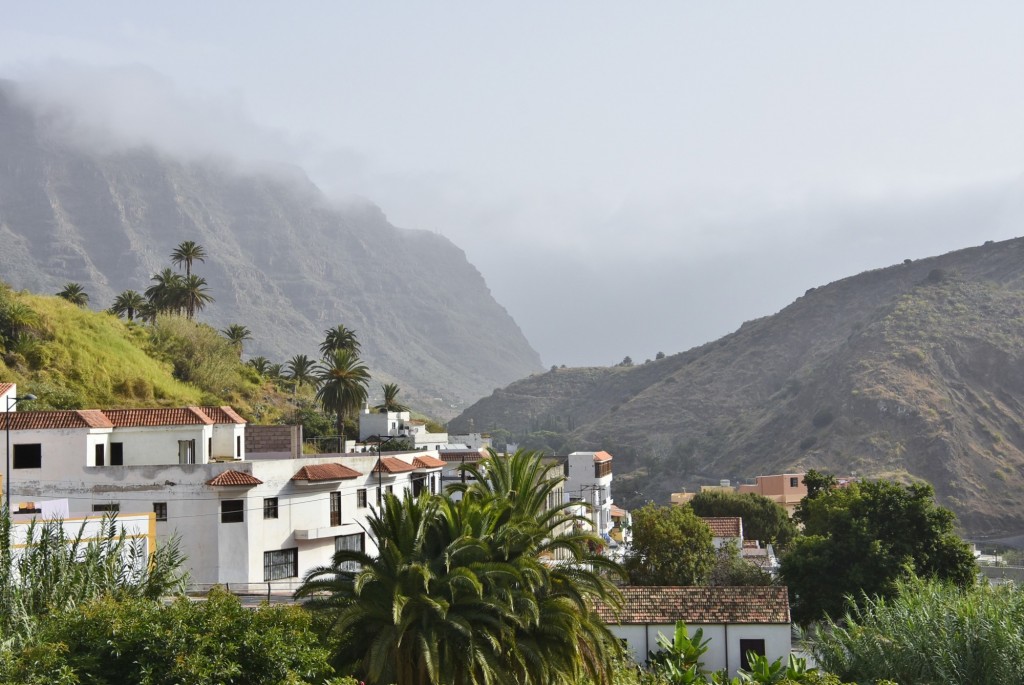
[[737, 473, 806, 515]]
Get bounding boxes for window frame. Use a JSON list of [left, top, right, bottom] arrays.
[[739, 639, 767, 671], [263, 547, 298, 581], [334, 532, 365, 572], [356, 488, 367, 508], [221, 499, 244, 523], [263, 497, 279, 520], [153, 502, 167, 521], [94, 443, 105, 466], [12, 443, 42, 469], [92, 503, 120, 513], [330, 491, 341, 526]]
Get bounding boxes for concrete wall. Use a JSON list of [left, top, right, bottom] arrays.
[[610, 622, 792, 677]]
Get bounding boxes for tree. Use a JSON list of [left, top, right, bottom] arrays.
[[706, 540, 774, 587], [247, 356, 272, 376], [170, 240, 207, 277], [180, 274, 214, 320], [780, 478, 976, 625], [108, 289, 146, 322], [624, 503, 716, 586], [145, 268, 185, 317], [221, 323, 252, 356], [298, 450, 623, 685], [689, 490, 797, 550], [56, 283, 88, 307], [320, 324, 361, 356], [285, 354, 318, 390], [315, 348, 370, 451], [656, 351, 666, 360], [373, 382, 409, 413]]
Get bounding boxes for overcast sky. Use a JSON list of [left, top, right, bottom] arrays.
[[2, 2, 1022, 366]]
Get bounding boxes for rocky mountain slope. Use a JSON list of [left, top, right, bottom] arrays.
[[451, 237, 1024, 536], [0, 82, 541, 416]]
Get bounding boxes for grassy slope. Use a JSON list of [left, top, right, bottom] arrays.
[[2, 289, 213, 409]]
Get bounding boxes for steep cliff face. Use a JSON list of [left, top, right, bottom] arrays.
[[452, 237, 1024, 535], [0, 83, 541, 415]]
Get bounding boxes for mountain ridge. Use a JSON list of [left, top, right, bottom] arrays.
[[0, 82, 541, 417], [451, 237, 1024, 536]]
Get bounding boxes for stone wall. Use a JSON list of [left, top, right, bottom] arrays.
[[246, 425, 302, 459]]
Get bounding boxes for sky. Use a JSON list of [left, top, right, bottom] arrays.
[[1, 2, 1023, 367]]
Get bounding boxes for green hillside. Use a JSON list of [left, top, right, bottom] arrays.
[[0, 282, 252, 411]]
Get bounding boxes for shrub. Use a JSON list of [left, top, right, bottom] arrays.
[[811, 409, 834, 429]]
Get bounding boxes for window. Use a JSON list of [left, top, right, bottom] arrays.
[[594, 461, 612, 478], [221, 499, 244, 523], [178, 439, 196, 465], [12, 444, 41, 469], [386, 485, 393, 495], [263, 548, 298, 581], [264, 497, 279, 519], [790, 476, 799, 488], [330, 491, 341, 526], [110, 442, 124, 466], [236, 436, 242, 457], [413, 477, 424, 497], [94, 443, 105, 466], [92, 503, 119, 513], [357, 489, 367, 508], [376, 486, 382, 506], [335, 533, 364, 572], [153, 502, 167, 521], [739, 639, 766, 671], [208, 437, 212, 457]]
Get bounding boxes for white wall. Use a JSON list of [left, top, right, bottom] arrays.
[[609, 622, 792, 677]]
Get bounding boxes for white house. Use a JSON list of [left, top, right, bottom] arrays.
[[595, 586, 792, 677], [358, 407, 448, 450], [564, 451, 615, 540], [702, 517, 744, 550], [4, 405, 444, 590]]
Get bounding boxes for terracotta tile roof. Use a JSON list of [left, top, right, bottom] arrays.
[[610, 505, 628, 518], [0, 383, 14, 396], [373, 456, 418, 474], [593, 450, 613, 463], [702, 517, 743, 538], [439, 449, 487, 462], [412, 455, 446, 469], [206, 470, 263, 487], [199, 406, 247, 424], [4, 410, 115, 430], [104, 407, 214, 427], [595, 586, 790, 625], [292, 463, 362, 481]]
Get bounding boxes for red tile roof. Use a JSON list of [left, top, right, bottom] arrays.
[[593, 451, 613, 463], [595, 586, 790, 625], [412, 455, 446, 469], [104, 407, 214, 427], [610, 505, 628, 518], [0, 383, 14, 396], [439, 449, 487, 462], [702, 517, 743, 538], [199, 406, 247, 424], [373, 456, 418, 474], [3, 410, 115, 430], [206, 470, 263, 487], [292, 463, 362, 481]]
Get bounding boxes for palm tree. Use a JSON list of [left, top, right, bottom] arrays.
[[315, 348, 370, 452], [56, 282, 89, 307], [221, 324, 252, 356], [180, 274, 214, 320], [319, 324, 361, 356], [285, 354, 317, 390], [0, 301, 40, 343], [170, 240, 207, 277], [247, 356, 271, 376], [373, 382, 409, 413], [109, 290, 146, 322], [145, 268, 185, 317], [297, 451, 624, 685]]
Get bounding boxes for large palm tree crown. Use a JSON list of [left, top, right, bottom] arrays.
[[297, 452, 624, 685], [56, 282, 89, 307], [109, 290, 146, 322], [145, 268, 185, 316], [221, 324, 252, 356], [180, 274, 214, 320], [170, 240, 207, 277], [320, 324, 361, 356], [374, 382, 409, 413], [315, 348, 370, 450], [285, 354, 317, 390]]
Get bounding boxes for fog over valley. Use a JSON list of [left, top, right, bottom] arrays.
[[2, 3, 1023, 367]]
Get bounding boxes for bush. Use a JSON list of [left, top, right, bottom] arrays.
[[811, 409, 834, 429]]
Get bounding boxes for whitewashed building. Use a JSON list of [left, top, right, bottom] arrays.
[[358, 407, 448, 450], [564, 450, 615, 540], [595, 586, 792, 677], [4, 405, 444, 590]]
